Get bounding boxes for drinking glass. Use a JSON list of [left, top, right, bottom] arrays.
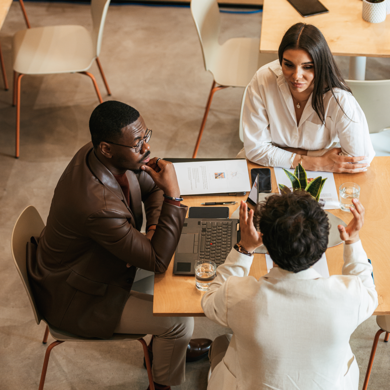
[[339, 182, 360, 212], [195, 260, 216, 291]]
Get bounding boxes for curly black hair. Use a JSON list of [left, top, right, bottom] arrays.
[[89, 101, 140, 148], [255, 191, 330, 273]]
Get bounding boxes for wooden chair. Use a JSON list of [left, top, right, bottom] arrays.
[[11, 206, 154, 390], [190, 0, 277, 157], [0, 0, 30, 90], [12, 0, 112, 158], [362, 316, 390, 390]]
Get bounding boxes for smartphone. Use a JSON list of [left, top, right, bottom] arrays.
[[251, 168, 271, 194], [247, 174, 259, 207], [287, 0, 329, 17]]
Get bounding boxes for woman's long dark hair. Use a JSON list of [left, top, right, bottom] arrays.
[[278, 23, 351, 123]]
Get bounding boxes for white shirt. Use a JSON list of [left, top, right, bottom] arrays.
[[243, 60, 375, 168], [202, 241, 378, 390]]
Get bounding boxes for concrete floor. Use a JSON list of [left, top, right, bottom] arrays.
[[1, 2, 390, 389]]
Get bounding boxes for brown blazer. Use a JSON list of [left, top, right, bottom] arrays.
[[27, 143, 187, 339]]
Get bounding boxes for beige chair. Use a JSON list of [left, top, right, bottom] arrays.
[[190, 0, 277, 158], [0, 0, 31, 90], [362, 316, 390, 390], [12, 0, 112, 158], [11, 206, 155, 390], [239, 85, 248, 143], [346, 79, 390, 156]]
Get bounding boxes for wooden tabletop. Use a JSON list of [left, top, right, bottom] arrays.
[[0, 0, 12, 30], [261, 0, 390, 57], [154, 157, 390, 316]]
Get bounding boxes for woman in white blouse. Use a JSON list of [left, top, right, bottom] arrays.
[[242, 23, 375, 172]]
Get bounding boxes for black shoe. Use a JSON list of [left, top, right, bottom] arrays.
[[186, 338, 212, 362], [143, 337, 212, 368]]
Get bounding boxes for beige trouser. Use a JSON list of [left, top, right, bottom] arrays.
[[114, 290, 194, 386], [209, 334, 232, 372]]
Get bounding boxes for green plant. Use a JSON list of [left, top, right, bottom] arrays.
[[279, 163, 327, 201]]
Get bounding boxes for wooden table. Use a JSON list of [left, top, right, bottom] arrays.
[[154, 157, 390, 316], [260, 0, 390, 80]]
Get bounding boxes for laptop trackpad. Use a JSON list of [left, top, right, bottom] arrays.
[[177, 234, 195, 253]]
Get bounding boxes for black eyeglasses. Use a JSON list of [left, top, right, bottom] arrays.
[[103, 129, 152, 153]]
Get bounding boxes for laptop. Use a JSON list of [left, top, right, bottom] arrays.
[[172, 177, 260, 276], [172, 218, 239, 275]]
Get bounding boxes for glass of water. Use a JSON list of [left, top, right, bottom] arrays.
[[339, 182, 360, 212], [195, 260, 216, 291]]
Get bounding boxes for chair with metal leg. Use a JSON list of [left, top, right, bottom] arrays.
[[11, 206, 155, 390], [346, 79, 390, 156], [0, 0, 31, 90], [190, 0, 277, 158], [362, 316, 390, 390], [12, 0, 112, 158]]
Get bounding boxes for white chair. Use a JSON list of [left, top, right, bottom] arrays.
[[239, 85, 248, 143], [11, 206, 155, 390], [12, 0, 112, 158], [346, 79, 390, 156], [362, 316, 390, 390], [190, 0, 277, 157], [0, 0, 31, 90]]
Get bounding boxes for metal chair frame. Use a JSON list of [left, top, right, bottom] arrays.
[[362, 329, 390, 390], [11, 205, 155, 390]]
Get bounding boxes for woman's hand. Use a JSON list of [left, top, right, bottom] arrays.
[[280, 146, 308, 155], [308, 148, 367, 173], [238, 201, 263, 253], [338, 199, 365, 244]]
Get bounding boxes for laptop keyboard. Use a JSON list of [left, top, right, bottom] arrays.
[[199, 221, 233, 265]]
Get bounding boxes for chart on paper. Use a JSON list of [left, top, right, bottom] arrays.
[[173, 160, 251, 196]]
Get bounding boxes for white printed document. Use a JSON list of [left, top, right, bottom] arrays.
[[173, 160, 251, 196], [274, 168, 339, 210], [265, 253, 329, 278]]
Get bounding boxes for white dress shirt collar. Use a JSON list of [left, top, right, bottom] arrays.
[[265, 265, 322, 280]]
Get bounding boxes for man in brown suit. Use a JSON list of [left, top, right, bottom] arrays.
[[28, 101, 210, 390]]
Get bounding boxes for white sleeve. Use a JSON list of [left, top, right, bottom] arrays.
[[201, 249, 253, 327], [334, 93, 375, 165], [243, 76, 294, 168], [342, 240, 378, 324]]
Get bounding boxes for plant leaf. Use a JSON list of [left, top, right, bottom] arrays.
[[282, 169, 301, 190], [315, 178, 327, 201], [278, 184, 292, 195], [294, 163, 307, 189], [305, 176, 323, 199]]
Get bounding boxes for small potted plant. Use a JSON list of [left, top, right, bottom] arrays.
[[278, 163, 327, 204], [362, 0, 387, 24]]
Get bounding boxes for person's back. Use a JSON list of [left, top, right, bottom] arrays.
[[203, 193, 377, 390]]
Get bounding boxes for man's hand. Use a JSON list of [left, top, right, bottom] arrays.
[[238, 201, 263, 253], [141, 158, 181, 198], [317, 148, 368, 173], [338, 199, 365, 245]]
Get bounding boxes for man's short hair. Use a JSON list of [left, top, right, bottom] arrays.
[[89, 101, 140, 148], [255, 191, 329, 273]]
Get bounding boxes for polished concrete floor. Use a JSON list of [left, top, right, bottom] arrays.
[[1, 2, 390, 390]]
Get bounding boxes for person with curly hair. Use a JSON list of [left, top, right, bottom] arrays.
[[202, 191, 377, 390]]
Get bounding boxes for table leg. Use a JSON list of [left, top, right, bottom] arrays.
[[349, 57, 366, 80]]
